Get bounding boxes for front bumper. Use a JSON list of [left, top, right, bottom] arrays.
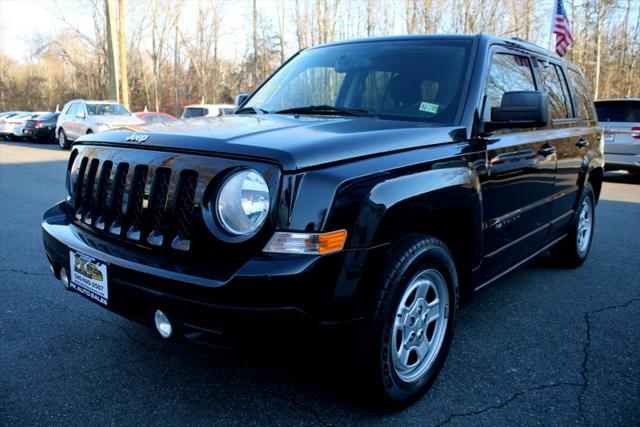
[[43, 203, 373, 341]]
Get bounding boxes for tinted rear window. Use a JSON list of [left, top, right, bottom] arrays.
[[183, 107, 207, 118], [595, 101, 640, 123], [36, 113, 58, 121]]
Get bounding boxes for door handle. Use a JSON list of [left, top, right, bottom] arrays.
[[576, 139, 589, 148], [539, 145, 556, 157]]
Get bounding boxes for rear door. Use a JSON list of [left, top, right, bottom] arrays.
[[535, 59, 589, 237], [480, 48, 557, 279]]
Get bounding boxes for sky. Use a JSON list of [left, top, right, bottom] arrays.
[[0, 0, 257, 63]]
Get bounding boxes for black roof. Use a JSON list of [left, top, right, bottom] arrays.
[[311, 34, 566, 63]]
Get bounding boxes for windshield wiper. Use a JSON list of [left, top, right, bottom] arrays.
[[275, 105, 372, 117], [235, 106, 269, 114]]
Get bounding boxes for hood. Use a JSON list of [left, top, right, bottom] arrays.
[[79, 114, 463, 171]]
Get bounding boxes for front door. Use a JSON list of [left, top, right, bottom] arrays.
[[63, 103, 79, 140], [479, 49, 557, 281]]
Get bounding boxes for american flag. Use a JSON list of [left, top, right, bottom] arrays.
[[552, 0, 574, 57]]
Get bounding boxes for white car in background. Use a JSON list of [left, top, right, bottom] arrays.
[[595, 98, 640, 173], [181, 103, 235, 119], [0, 112, 36, 140], [56, 99, 145, 149]]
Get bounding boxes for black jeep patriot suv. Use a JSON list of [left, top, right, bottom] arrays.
[[43, 35, 603, 405]]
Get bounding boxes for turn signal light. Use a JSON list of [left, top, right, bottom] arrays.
[[264, 230, 348, 255], [631, 127, 640, 139]]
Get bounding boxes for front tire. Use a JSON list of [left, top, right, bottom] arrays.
[[551, 183, 595, 267], [358, 234, 457, 406], [58, 129, 70, 150]]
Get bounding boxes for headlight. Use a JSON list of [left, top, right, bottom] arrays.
[[95, 123, 110, 131], [216, 169, 270, 236]]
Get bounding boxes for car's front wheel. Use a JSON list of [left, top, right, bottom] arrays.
[[358, 234, 457, 406], [58, 129, 70, 149]]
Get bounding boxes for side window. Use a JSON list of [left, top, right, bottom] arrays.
[[540, 62, 570, 119], [67, 103, 78, 118], [567, 69, 595, 121], [484, 53, 536, 121], [554, 65, 574, 117]]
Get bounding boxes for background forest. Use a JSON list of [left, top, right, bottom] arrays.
[[0, 0, 638, 115]]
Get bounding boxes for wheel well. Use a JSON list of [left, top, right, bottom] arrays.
[[588, 167, 603, 203], [375, 203, 476, 296], [86, 130, 93, 134]]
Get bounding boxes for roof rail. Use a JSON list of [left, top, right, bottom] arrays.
[[508, 36, 553, 55]]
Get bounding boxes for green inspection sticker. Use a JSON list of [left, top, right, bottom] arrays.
[[419, 102, 439, 114]]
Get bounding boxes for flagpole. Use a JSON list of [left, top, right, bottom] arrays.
[[548, 0, 556, 54]]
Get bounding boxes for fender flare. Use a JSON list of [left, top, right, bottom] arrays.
[[333, 166, 483, 301]]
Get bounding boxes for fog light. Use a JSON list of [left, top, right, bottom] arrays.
[[154, 309, 173, 339], [60, 268, 70, 290]]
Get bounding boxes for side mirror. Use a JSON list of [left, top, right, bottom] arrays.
[[76, 110, 86, 119], [484, 91, 548, 132], [234, 93, 249, 108]]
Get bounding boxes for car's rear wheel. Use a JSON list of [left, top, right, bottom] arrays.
[[551, 182, 595, 267], [357, 234, 457, 406], [58, 129, 70, 149]]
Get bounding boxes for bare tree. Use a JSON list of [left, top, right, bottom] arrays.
[[118, 0, 129, 108], [104, 0, 120, 101]]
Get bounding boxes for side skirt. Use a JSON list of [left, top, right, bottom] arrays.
[[474, 233, 567, 292]]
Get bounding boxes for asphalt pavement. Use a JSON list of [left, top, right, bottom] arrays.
[[1, 141, 639, 426]]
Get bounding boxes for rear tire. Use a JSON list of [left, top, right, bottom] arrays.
[[58, 129, 70, 149], [551, 183, 595, 267], [357, 234, 458, 406]]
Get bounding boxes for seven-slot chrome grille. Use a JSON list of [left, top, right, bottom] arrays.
[[66, 145, 278, 252]]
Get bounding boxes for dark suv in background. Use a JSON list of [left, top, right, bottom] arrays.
[[42, 35, 602, 406]]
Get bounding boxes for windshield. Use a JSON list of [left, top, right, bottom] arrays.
[[183, 107, 207, 118], [595, 101, 640, 123], [86, 103, 130, 116], [243, 39, 472, 124]]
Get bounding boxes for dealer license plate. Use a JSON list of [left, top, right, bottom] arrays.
[[69, 250, 109, 305]]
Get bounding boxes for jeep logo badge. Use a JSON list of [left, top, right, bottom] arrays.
[[126, 133, 149, 143]]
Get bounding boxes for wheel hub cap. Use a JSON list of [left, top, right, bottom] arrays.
[[577, 197, 593, 256], [391, 269, 449, 383]]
